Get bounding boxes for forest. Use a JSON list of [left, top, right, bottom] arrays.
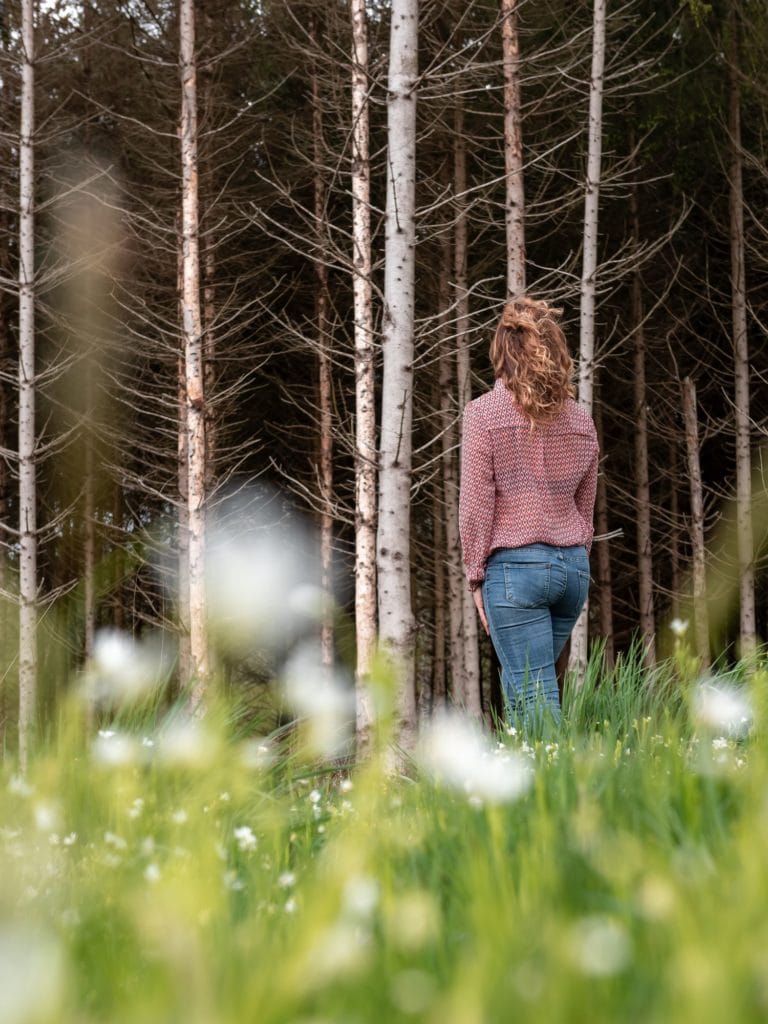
[[1, 2, 768, 1021], [2, 0, 766, 756]]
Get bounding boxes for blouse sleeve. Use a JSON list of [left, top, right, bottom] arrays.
[[459, 402, 496, 591], [574, 439, 599, 555]]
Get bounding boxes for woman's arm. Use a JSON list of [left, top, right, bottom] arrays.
[[459, 402, 496, 591], [574, 442, 599, 554]]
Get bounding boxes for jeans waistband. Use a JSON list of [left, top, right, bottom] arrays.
[[487, 543, 588, 562]]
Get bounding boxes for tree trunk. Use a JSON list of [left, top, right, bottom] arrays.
[[453, 96, 482, 714], [629, 169, 656, 665], [18, 0, 37, 769], [432, 484, 447, 713], [310, 13, 335, 672], [351, 0, 377, 743], [377, 0, 419, 750], [593, 393, 614, 669], [669, 444, 681, 621], [682, 377, 710, 668], [437, 232, 467, 708], [179, 0, 208, 701], [203, 242, 216, 498], [727, 11, 755, 658], [501, 0, 526, 297], [569, 0, 605, 678]]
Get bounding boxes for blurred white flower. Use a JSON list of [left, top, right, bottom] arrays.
[[568, 916, 631, 976], [85, 629, 173, 706], [93, 729, 141, 767], [418, 711, 534, 804], [128, 798, 145, 819], [104, 831, 127, 850], [278, 871, 296, 888], [144, 863, 161, 883], [8, 775, 34, 798], [0, 926, 65, 1024], [282, 643, 355, 758], [34, 803, 61, 833], [156, 717, 215, 768], [669, 618, 689, 637], [205, 501, 323, 655], [234, 826, 258, 852], [692, 679, 752, 738], [62, 833, 77, 847], [342, 876, 379, 920], [171, 809, 188, 825], [240, 739, 274, 771], [284, 898, 298, 914]]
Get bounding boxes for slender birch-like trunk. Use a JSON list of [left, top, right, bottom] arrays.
[[453, 96, 482, 714], [437, 233, 466, 707], [569, 0, 605, 678], [179, 0, 208, 701], [310, 13, 335, 671], [727, 12, 755, 658], [682, 378, 710, 668], [629, 171, 655, 665], [432, 485, 447, 712], [377, 0, 418, 747], [669, 445, 681, 620], [203, 243, 216, 497], [593, 394, 614, 668], [501, 0, 525, 297], [176, 213, 191, 687], [18, 0, 37, 769], [351, 0, 377, 741]]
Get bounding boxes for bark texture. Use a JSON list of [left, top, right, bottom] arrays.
[[630, 176, 656, 664], [180, 0, 208, 701], [377, 0, 418, 747], [351, 0, 377, 741], [569, 0, 605, 677], [682, 378, 710, 668], [18, 0, 37, 769], [501, 0, 526, 297], [454, 97, 482, 714], [727, 13, 756, 657]]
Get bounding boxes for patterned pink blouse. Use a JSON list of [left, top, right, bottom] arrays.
[[459, 379, 599, 591]]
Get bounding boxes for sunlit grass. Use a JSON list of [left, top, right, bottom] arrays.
[[2, 645, 768, 1023]]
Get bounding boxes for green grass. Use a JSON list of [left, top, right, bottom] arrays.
[[2, 648, 768, 1024]]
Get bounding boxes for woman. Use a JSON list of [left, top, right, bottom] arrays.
[[459, 297, 599, 729]]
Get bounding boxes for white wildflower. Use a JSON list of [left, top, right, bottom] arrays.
[[568, 916, 631, 976], [0, 926, 65, 1024], [309, 789, 322, 805], [85, 629, 172, 706], [171, 808, 188, 825], [233, 826, 257, 852], [104, 831, 127, 850], [278, 871, 296, 888], [669, 618, 689, 637], [284, 898, 298, 914], [418, 711, 534, 804], [156, 717, 214, 767], [8, 775, 33, 798], [692, 679, 752, 738], [34, 803, 61, 833], [282, 643, 355, 758], [128, 799, 145, 819], [144, 863, 161, 883], [343, 876, 379, 920], [62, 833, 77, 847], [92, 730, 140, 767]]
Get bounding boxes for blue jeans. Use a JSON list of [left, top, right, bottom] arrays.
[[482, 544, 590, 732]]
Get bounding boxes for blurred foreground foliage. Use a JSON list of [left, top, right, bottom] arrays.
[[2, 646, 768, 1024]]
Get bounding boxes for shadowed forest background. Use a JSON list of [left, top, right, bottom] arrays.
[[0, 0, 767, 754]]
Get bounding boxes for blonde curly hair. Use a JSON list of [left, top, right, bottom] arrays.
[[489, 296, 574, 424]]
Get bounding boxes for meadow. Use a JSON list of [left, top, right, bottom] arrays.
[[2, 639, 767, 1024]]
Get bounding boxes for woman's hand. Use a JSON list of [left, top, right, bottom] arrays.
[[472, 587, 489, 636]]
